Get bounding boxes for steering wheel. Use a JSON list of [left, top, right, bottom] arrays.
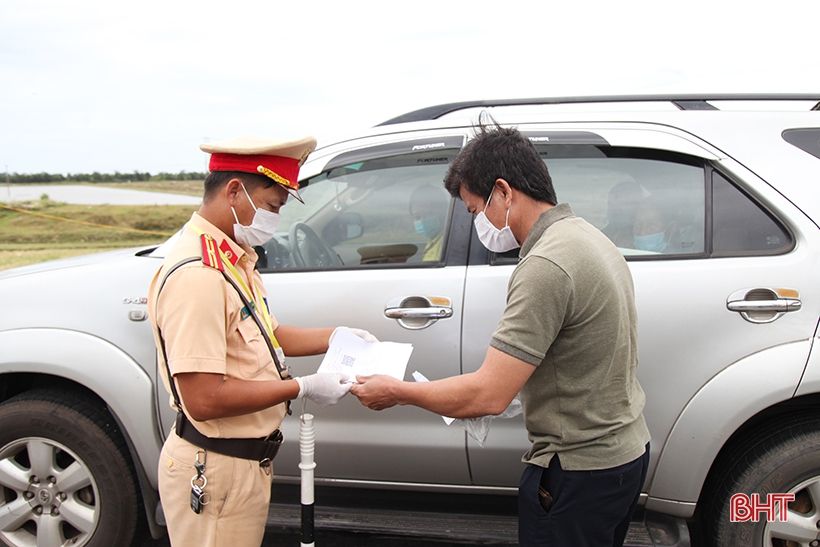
[[288, 222, 342, 268]]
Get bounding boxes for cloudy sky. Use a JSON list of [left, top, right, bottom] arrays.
[[1, 0, 818, 174]]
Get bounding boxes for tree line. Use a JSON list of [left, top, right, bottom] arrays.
[[3, 171, 207, 183]]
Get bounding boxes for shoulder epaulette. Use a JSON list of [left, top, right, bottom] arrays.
[[218, 239, 240, 266], [200, 234, 224, 271]]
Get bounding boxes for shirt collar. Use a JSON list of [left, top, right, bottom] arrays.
[[519, 203, 575, 258], [187, 212, 258, 267]]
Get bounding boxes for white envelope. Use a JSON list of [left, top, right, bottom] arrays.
[[318, 328, 413, 381]]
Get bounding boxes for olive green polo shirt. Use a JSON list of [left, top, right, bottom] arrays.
[[490, 203, 650, 471]]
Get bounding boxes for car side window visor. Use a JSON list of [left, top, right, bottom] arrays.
[[323, 136, 466, 174]]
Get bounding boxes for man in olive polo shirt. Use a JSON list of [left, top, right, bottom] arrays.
[[351, 124, 650, 546]]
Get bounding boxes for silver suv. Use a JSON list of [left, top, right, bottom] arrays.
[[1, 95, 819, 547]]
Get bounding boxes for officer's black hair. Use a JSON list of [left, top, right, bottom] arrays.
[[202, 171, 275, 201], [443, 118, 557, 205]]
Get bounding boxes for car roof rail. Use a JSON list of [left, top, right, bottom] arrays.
[[378, 94, 820, 125]]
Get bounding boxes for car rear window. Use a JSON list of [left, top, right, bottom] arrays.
[[782, 128, 820, 160]]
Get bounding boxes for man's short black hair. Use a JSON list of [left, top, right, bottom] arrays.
[[202, 171, 275, 201], [443, 123, 557, 205]]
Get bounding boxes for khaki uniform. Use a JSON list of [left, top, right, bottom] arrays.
[[147, 212, 286, 547]]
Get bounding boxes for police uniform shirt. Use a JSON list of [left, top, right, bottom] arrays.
[[148, 212, 286, 439]]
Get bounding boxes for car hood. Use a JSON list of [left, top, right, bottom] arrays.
[[0, 245, 164, 371], [0, 247, 156, 281]]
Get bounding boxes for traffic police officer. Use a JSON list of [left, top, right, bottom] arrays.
[[148, 136, 372, 547]]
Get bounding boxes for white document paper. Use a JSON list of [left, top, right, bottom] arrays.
[[412, 370, 456, 425], [318, 329, 413, 381]]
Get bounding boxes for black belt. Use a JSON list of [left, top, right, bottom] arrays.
[[175, 412, 283, 466]]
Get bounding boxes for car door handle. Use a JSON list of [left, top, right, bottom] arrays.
[[726, 300, 801, 313], [384, 307, 453, 319], [726, 288, 801, 324], [384, 296, 453, 330]]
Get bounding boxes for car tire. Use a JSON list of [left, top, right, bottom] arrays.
[[707, 416, 820, 547], [0, 389, 139, 547]]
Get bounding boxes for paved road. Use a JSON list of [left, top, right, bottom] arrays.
[[0, 184, 201, 205]]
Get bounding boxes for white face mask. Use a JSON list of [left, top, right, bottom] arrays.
[[473, 189, 519, 253], [231, 183, 281, 247]]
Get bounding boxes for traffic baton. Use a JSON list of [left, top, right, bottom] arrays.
[[299, 413, 316, 546]]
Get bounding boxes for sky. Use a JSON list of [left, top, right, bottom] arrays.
[[1, 0, 818, 174]]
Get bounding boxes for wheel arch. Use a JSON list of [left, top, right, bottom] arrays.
[[697, 391, 820, 506], [645, 339, 812, 517], [0, 328, 165, 537], [694, 393, 820, 546]]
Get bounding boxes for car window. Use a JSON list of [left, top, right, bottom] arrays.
[[259, 148, 456, 271], [782, 128, 820, 160], [549, 150, 706, 257], [491, 145, 795, 265], [492, 145, 707, 264], [711, 171, 793, 256]]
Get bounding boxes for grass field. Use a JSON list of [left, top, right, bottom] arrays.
[[0, 198, 197, 270]]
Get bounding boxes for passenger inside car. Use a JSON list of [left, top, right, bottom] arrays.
[[408, 184, 449, 262], [602, 181, 646, 248], [632, 198, 672, 252]]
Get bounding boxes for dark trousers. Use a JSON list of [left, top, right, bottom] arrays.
[[518, 444, 650, 547]]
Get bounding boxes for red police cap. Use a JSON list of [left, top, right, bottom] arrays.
[[200, 136, 317, 203]]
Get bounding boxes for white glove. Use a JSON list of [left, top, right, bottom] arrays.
[[329, 326, 379, 346], [295, 373, 352, 406]]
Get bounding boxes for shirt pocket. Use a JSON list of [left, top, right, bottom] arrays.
[[235, 318, 268, 378]]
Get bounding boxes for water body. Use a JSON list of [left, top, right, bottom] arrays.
[[0, 185, 201, 206]]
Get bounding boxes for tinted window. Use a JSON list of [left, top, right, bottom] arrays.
[[259, 148, 456, 271], [492, 146, 706, 264], [782, 128, 820, 160], [711, 172, 792, 256], [550, 151, 705, 257]]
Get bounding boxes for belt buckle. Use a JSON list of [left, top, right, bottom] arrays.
[[259, 457, 272, 475]]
